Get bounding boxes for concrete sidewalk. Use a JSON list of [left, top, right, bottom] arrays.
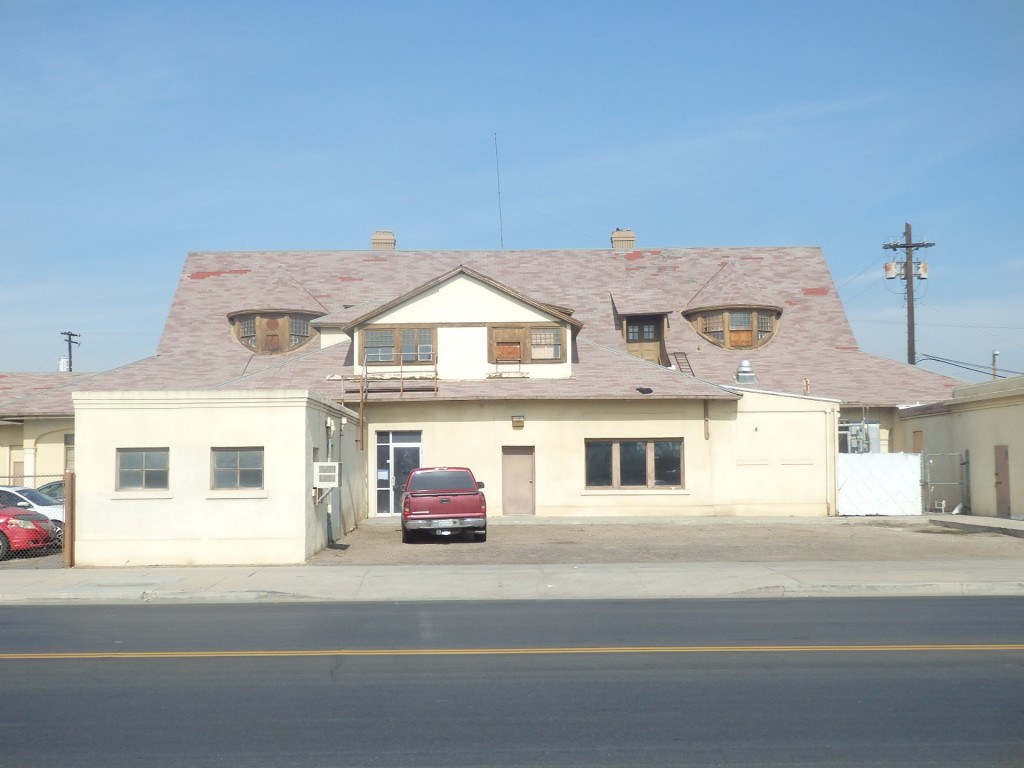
[[1, 515, 1022, 604]]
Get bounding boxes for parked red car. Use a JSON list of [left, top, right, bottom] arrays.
[[0, 505, 57, 559]]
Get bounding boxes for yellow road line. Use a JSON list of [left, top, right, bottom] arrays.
[[2, 644, 1024, 660]]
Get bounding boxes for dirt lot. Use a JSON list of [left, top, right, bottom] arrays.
[[311, 516, 1024, 567], [3, 516, 1019, 570]]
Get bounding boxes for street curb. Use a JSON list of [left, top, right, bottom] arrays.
[[930, 519, 1024, 539], [5, 581, 1024, 605]]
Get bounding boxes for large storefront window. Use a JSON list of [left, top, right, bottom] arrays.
[[585, 439, 683, 489]]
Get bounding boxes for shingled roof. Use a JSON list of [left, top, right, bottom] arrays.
[[0, 244, 962, 417]]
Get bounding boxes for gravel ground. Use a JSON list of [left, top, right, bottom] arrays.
[[311, 516, 1024, 566], [4, 516, 1019, 570]]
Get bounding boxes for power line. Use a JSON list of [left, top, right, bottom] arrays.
[[918, 353, 1023, 379], [917, 301, 1024, 350], [851, 318, 1024, 330]]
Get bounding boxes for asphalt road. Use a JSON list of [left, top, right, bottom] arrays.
[[3, 598, 1023, 767]]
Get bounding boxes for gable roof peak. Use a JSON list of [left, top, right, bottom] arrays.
[[338, 264, 583, 333]]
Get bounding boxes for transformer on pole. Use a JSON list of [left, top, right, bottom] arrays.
[[60, 331, 81, 372], [883, 223, 933, 365]]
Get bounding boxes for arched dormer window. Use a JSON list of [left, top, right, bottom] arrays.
[[686, 306, 781, 350], [229, 311, 319, 354]]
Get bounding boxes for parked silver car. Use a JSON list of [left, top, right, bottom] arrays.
[[0, 486, 64, 545], [36, 480, 65, 502]]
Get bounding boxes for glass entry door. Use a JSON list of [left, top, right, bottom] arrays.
[[375, 431, 422, 516]]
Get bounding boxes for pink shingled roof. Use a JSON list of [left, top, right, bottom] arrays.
[[0, 245, 962, 417]]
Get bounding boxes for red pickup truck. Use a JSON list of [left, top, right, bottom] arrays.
[[401, 467, 487, 544]]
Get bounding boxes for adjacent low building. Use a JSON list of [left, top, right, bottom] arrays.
[[896, 376, 1024, 520]]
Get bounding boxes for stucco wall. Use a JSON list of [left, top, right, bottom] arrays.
[[0, 424, 22, 484], [72, 390, 360, 566], [0, 418, 74, 486], [896, 377, 1024, 519], [363, 390, 837, 518], [353, 276, 572, 380]]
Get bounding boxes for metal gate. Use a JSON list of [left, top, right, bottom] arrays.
[[922, 452, 969, 514]]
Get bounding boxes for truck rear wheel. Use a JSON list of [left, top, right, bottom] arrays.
[[402, 526, 415, 544], [474, 527, 487, 543]]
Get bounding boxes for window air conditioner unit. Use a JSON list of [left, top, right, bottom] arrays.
[[312, 462, 341, 489]]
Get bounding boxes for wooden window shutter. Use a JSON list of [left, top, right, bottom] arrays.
[[492, 327, 524, 361]]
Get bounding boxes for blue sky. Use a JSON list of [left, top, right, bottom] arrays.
[[2, 0, 1022, 382]]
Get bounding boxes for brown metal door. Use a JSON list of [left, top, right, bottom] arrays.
[[995, 445, 1011, 518], [502, 446, 535, 515]]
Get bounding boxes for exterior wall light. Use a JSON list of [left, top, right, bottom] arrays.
[[511, 415, 525, 429]]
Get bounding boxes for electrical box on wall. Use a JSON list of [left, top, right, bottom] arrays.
[[312, 462, 341, 489]]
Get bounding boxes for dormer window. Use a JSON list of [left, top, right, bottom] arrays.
[[687, 307, 780, 350], [622, 314, 666, 365], [229, 312, 319, 354]]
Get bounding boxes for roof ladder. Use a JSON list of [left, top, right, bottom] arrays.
[[673, 352, 695, 376]]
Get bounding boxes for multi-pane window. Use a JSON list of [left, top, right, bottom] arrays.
[[212, 448, 264, 490], [692, 309, 778, 349], [364, 329, 395, 362], [626, 320, 658, 341], [530, 328, 561, 360], [117, 448, 169, 490], [701, 314, 724, 343], [400, 328, 434, 362], [290, 317, 310, 348], [239, 317, 257, 348], [489, 326, 565, 363], [585, 439, 683, 489], [232, 313, 317, 354], [364, 327, 434, 364]]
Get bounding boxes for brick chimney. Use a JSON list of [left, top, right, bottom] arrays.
[[371, 230, 396, 250], [610, 228, 636, 250]]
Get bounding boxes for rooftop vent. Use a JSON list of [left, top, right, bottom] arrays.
[[735, 359, 757, 385], [610, 228, 636, 250], [371, 230, 396, 250]]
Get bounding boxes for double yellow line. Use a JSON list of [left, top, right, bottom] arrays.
[[2, 643, 1024, 660]]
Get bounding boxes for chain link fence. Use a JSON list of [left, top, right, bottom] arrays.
[[0, 472, 66, 564]]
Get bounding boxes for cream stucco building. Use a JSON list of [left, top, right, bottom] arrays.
[[1, 231, 969, 565], [895, 376, 1024, 520]]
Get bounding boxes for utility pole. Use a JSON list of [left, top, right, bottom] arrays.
[[60, 331, 80, 372], [883, 223, 934, 365]]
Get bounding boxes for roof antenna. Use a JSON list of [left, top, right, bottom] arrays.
[[494, 132, 504, 250]]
